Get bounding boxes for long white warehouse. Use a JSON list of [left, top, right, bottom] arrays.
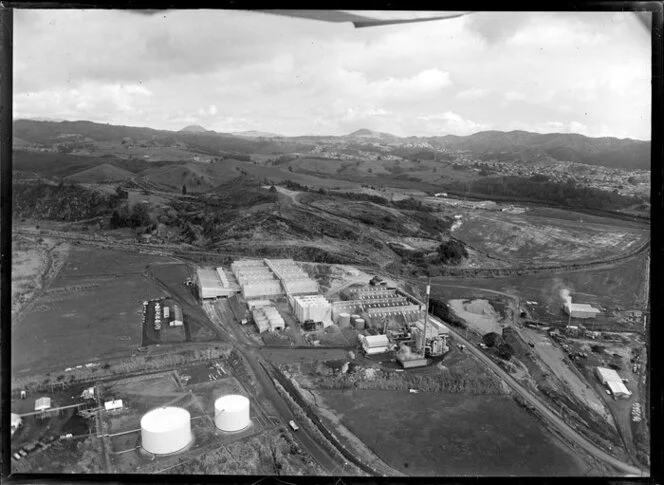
[[265, 259, 319, 295], [196, 268, 236, 300], [564, 301, 601, 319], [242, 280, 284, 299]]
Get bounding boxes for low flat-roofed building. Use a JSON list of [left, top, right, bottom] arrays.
[[360, 334, 391, 355], [596, 366, 631, 398], [34, 397, 51, 412], [104, 399, 124, 411], [564, 302, 601, 319], [11, 413, 22, 436]]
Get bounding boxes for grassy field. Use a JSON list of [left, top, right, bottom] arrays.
[[318, 390, 592, 476], [224, 159, 360, 189], [12, 237, 50, 314], [12, 247, 174, 376]]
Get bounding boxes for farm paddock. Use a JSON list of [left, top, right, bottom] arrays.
[[12, 247, 174, 376], [317, 390, 594, 476]]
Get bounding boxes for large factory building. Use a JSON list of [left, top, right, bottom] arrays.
[[265, 259, 319, 295], [231, 260, 284, 299], [196, 268, 238, 300], [292, 295, 332, 327]]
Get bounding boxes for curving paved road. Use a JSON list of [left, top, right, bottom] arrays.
[[441, 319, 646, 477]]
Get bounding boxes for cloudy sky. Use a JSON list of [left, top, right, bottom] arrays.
[[13, 10, 651, 139]]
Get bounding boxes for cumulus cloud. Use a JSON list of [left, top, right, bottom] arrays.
[[12, 10, 651, 139], [504, 91, 527, 102], [366, 69, 453, 100], [197, 104, 218, 117], [507, 120, 591, 136], [456, 87, 490, 100], [14, 82, 154, 123], [417, 111, 490, 135]]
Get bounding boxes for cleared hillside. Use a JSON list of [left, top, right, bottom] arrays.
[[138, 161, 241, 192], [66, 163, 135, 183]]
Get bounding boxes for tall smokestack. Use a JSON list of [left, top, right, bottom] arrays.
[[422, 280, 430, 356]]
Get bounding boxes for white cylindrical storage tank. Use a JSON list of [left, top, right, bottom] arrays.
[[215, 395, 251, 432], [355, 318, 365, 330], [351, 314, 361, 325], [338, 312, 351, 327], [141, 407, 191, 455]]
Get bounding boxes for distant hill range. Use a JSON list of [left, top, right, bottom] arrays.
[[12, 119, 650, 170], [426, 130, 650, 170], [346, 128, 399, 140], [231, 130, 283, 138], [179, 125, 209, 133]]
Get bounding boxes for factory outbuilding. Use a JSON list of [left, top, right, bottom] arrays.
[[251, 304, 285, 333], [104, 399, 124, 412], [171, 304, 184, 327], [214, 395, 251, 432], [11, 413, 22, 437], [595, 367, 632, 398], [359, 334, 391, 355], [141, 407, 192, 455], [34, 397, 51, 412], [564, 301, 601, 319]]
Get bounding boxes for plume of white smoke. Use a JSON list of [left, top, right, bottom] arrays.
[[560, 288, 572, 307], [397, 343, 416, 361]]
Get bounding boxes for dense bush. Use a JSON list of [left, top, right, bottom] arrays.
[[482, 332, 501, 348], [333, 191, 390, 205], [13, 181, 123, 221], [110, 202, 151, 228], [437, 239, 469, 265], [429, 297, 467, 329], [282, 180, 310, 191], [497, 342, 515, 360], [442, 175, 643, 212], [392, 197, 433, 212]]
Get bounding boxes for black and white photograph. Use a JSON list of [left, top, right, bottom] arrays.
[[3, 7, 655, 478]]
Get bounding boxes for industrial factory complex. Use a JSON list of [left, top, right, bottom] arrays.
[[193, 258, 451, 367]]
